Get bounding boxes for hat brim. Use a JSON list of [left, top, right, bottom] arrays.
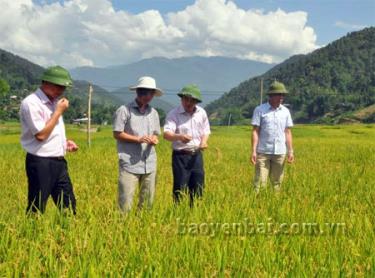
[[267, 91, 288, 95], [42, 77, 73, 87], [177, 93, 202, 103], [129, 86, 163, 97]]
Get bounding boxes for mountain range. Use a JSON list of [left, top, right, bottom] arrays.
[[71, 56, 274, 106], [1, 27, 375, 125]]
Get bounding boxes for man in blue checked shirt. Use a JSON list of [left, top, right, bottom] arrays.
[[251, 81, 294, 192]]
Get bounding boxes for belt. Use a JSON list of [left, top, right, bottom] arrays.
[[50, 156, 65, 160], [173, 149, 201, 155], [27, 153, 65, 160]]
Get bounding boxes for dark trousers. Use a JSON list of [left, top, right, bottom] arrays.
[[172, 151, 204, 206], [25, 153, 76, 214]]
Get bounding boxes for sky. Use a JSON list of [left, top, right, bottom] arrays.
[[0, 0, 373, 68]]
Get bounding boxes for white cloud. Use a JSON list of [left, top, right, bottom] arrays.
[[0, 0, 319, 68], [334, 21, 367, 31]]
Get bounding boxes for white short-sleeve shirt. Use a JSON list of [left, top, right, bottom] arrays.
[[20, 88, 66, 157], [164, 105, 211, 151]]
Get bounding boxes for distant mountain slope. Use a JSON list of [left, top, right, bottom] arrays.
[[71, 56, 274, 106], [0, 48, 44, 90], [0, 48, 117, 123], [206, 27, 375, 124]]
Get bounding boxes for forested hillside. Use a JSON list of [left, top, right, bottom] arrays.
[[206, 27, 375, 124], [0, 49, 117, 123]]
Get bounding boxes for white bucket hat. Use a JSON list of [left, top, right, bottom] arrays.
[[129, 76, 163, 96]]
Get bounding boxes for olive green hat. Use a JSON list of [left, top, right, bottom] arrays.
[[267, 81, 288, 95], [177, 84, 202, 103], [41, 66, 73, 87]]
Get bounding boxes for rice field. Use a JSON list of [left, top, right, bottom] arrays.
[[0, 122, 374, 276]]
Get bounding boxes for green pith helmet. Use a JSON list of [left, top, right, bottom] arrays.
[[267, 81, 288, 95], [177, 84, 202, 103], [41, 66, 73, 87]]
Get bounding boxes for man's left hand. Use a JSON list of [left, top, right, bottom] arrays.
[[67, 140, 79, 152], [287, 152, 294, 163], [149, 135, 159, 145], [199, 142, 208, 150]]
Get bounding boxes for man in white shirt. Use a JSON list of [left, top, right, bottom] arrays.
[[251, 81, 294, 192], [164, 84, 210, 207], [20, 66, 78, 214]]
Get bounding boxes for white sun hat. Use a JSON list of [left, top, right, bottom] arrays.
[[129, 76, 163, 96]]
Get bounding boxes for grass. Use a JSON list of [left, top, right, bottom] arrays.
[[0, 123, 374, 276]]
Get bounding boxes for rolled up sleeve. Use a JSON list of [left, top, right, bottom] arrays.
[[286, 111, 294, 128], [251, 107, 261, 126], [163, 112, 177, 133], [113, 106, 128, 132], [153, 110, 161, 135], [21, 102, 46, 135], [202, 111, 211, 135]]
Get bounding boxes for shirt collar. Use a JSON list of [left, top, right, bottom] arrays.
[[267, 102, 282, 111], [36, 88, 54, 105], [130, 100, 150, 111]]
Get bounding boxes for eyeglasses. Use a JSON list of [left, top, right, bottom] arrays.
[[137, 88, 155, 96]]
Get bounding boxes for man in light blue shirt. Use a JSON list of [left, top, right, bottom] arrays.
[[251, 81, 294, 192]]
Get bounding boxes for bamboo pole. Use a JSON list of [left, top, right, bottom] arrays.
[[260, 78, 263, 105], [87, 84, 93, 147]]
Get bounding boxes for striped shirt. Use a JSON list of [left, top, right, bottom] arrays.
[[20, 88, 66, 157], [113, 100, 161, 174], [164, 105, 211, 151]]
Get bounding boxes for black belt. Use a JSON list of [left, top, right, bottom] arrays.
[[27, 153, 65, 160], [173, 149, 201, 155], [50, 156, 65, 160]]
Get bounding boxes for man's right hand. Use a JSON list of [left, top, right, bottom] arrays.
[[35, 98, 69, 141], [179, 134, 192, 143], [138, 135, 153, 144], [56, 98, 69, 114], [251, 152, 257, 165]]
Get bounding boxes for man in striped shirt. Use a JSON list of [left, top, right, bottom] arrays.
[[164, 84, 211, 207], [20, 66, 78, 214]]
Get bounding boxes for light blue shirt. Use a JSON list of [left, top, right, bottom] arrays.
[[251, 102, 293, 155]]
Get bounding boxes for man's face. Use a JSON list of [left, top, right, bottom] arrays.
[[269, 93, 284, 107], [42, 82, 66, 100], [52, 84, 66, 98], [181, 95, 198, 113], [136, 88, 155, 105]]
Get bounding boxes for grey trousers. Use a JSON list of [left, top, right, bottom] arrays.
[[118, 168, 156, 212]]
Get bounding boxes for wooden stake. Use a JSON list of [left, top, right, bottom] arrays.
[[260, 78, 264, 105], [87, 84, 93, 148]]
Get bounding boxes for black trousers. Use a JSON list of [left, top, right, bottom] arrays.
[[172, 151, 204, 206], [25, 153, 76, 214]]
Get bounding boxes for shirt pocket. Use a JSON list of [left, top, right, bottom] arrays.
[[260, 113, 275, 129], [277, 114, 289, 130]]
